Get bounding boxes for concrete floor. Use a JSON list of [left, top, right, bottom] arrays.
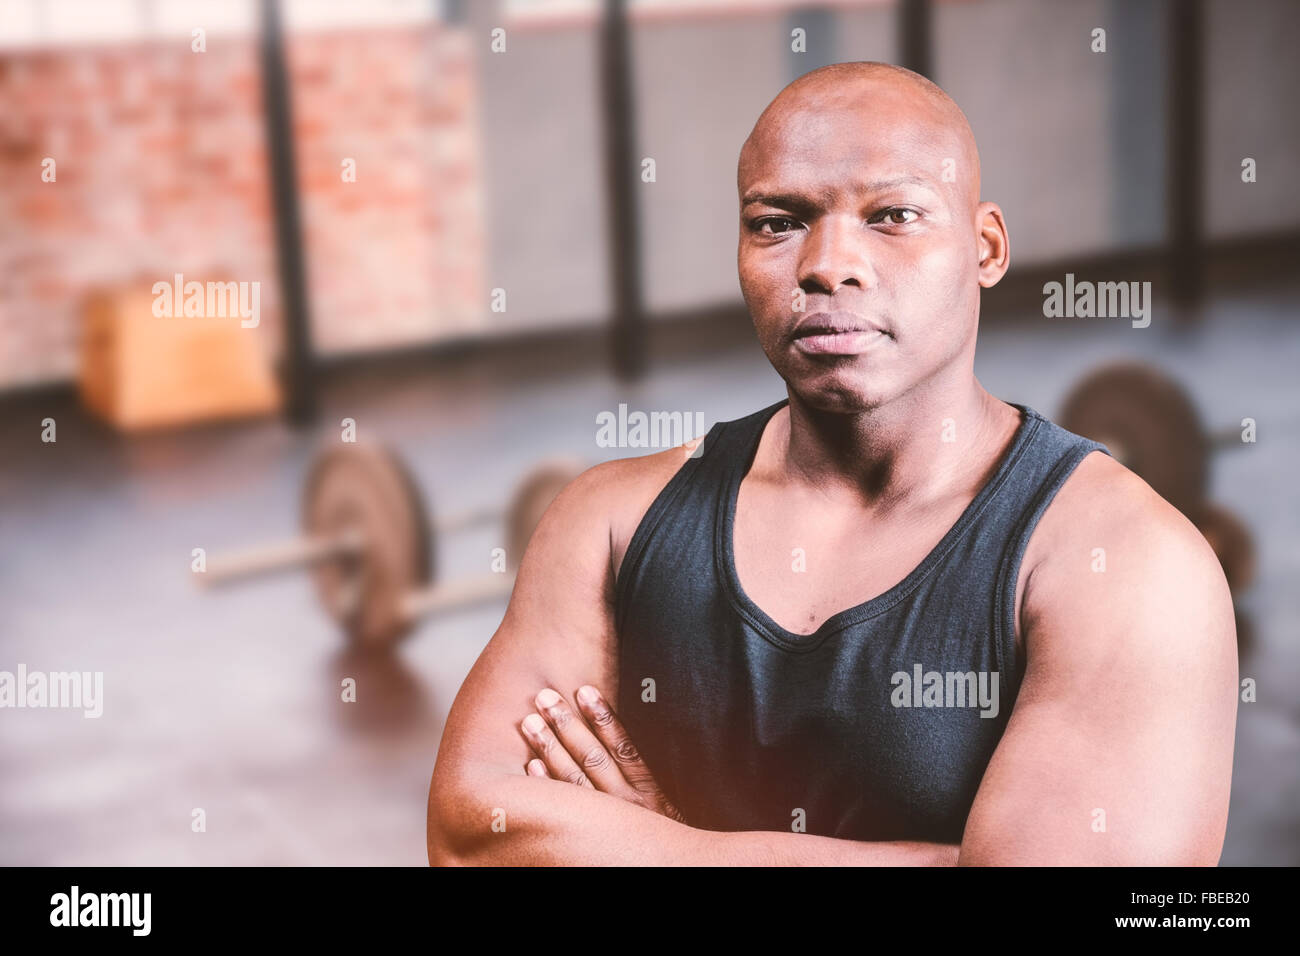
[[1, 285, 1297, 865]]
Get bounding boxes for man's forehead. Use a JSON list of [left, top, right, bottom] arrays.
[[738, 71, 979, 199], [739, 113, 961, 194]]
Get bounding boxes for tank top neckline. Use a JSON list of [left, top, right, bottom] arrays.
[[716, 397, 1044, 653]]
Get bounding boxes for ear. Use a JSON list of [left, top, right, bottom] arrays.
[[975, 201, 1010, 288]]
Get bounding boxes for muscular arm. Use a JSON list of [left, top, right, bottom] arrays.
[[958, 458, 1238, 865], [426, 455, 957, 866]]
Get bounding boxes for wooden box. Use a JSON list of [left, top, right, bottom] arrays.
[[79, 281, 281, 431]]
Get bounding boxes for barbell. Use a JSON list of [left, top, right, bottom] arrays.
[[197, 444, 584, 648], [202, 362, 1256, 650], [1058, 361, 1256, 593]]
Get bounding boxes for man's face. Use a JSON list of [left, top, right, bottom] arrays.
[[737, 82, 985, 414]]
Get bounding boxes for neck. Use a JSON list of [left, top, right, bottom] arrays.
[[775, 374, 1016, 513]]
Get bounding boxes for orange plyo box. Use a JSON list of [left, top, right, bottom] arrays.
[[79, 282, 281, 431]]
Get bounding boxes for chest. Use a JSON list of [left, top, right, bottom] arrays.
[[614, 588, 1013, 841], [731, 481, 958, 636]]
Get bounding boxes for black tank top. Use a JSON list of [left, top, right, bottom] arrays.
[[614, 398, 1109, 843]]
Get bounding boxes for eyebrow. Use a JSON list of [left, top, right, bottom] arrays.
[[741, 175, 937, 210]]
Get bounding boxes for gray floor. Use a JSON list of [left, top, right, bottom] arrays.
[[1, 286, 1297, 865]]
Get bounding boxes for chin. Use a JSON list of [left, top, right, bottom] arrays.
[[788, 372, 897, 414]]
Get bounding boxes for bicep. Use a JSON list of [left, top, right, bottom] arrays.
[[959, 505, 1238, 865], [429, 465, 620, 807]]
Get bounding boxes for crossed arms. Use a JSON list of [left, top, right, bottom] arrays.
[[426, 453, 1237, 866]]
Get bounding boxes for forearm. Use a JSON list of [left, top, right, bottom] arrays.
[[429, 770, 958, 866], [430, 772, 731, 865], [734, 831, 959, 866]]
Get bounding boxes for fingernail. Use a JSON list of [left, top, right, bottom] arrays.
[[522, 713, 545, 733], [535, 688, 561, 708], [577, 685, 600, 707]]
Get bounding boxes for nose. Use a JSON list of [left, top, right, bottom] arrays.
[[797, 214, 875, 296]]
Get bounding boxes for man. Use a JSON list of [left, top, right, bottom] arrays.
[[426, 62, 1237, 865]]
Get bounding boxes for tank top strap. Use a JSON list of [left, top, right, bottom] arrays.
[[704, 398, 788, 468], [987, 405, 1112, 674], [613, 398, 787, 633]]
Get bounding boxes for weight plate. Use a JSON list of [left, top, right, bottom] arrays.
[[1193, 503, 1255, 595], [1059, 362, 1209, 516], [505, 460, 585, 568], [302, 445, 433, 648]]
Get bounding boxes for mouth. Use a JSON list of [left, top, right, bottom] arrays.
[[791, 312, 892, 355]]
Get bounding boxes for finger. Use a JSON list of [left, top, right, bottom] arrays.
[[573, 684, 654, 783], [575, 684, 686, 821], [525, 758, 549, 778], [520, 712, 593, 789], [533, 688, 641, 799]]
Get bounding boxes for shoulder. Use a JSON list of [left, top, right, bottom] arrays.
[[560, 437, 703, 516], [1028, 447, 1224, 588], [535, 438, 707, 585], [549, 400, 768, 541], [1020, 446, 1236, 674]]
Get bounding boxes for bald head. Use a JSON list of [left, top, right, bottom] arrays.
[[738, 62, 981, 211]]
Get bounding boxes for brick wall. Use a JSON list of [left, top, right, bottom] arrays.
[[0, 24, 485, 390]]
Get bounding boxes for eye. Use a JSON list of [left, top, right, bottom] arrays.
[[754, 216, 800, 237], [871, 207, 920, 226]]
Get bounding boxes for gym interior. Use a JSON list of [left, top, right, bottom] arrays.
[[0, 0, 1297, 865]]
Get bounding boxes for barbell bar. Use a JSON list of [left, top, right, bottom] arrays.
[[198, 444, 585, 648]]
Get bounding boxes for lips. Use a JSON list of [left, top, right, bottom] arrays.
[[793, 311, 888, 338], [791, 311, 891, 355]]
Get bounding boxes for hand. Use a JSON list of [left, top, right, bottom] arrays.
[[520, 684, 686, 824]]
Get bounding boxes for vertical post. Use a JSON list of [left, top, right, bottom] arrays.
[[898, 0, 932, 80], [1166, 0, 1204, 310], [601, 0, 646, 381], [1107, 0, 1164, 253], [259, 0, 317, 425]]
